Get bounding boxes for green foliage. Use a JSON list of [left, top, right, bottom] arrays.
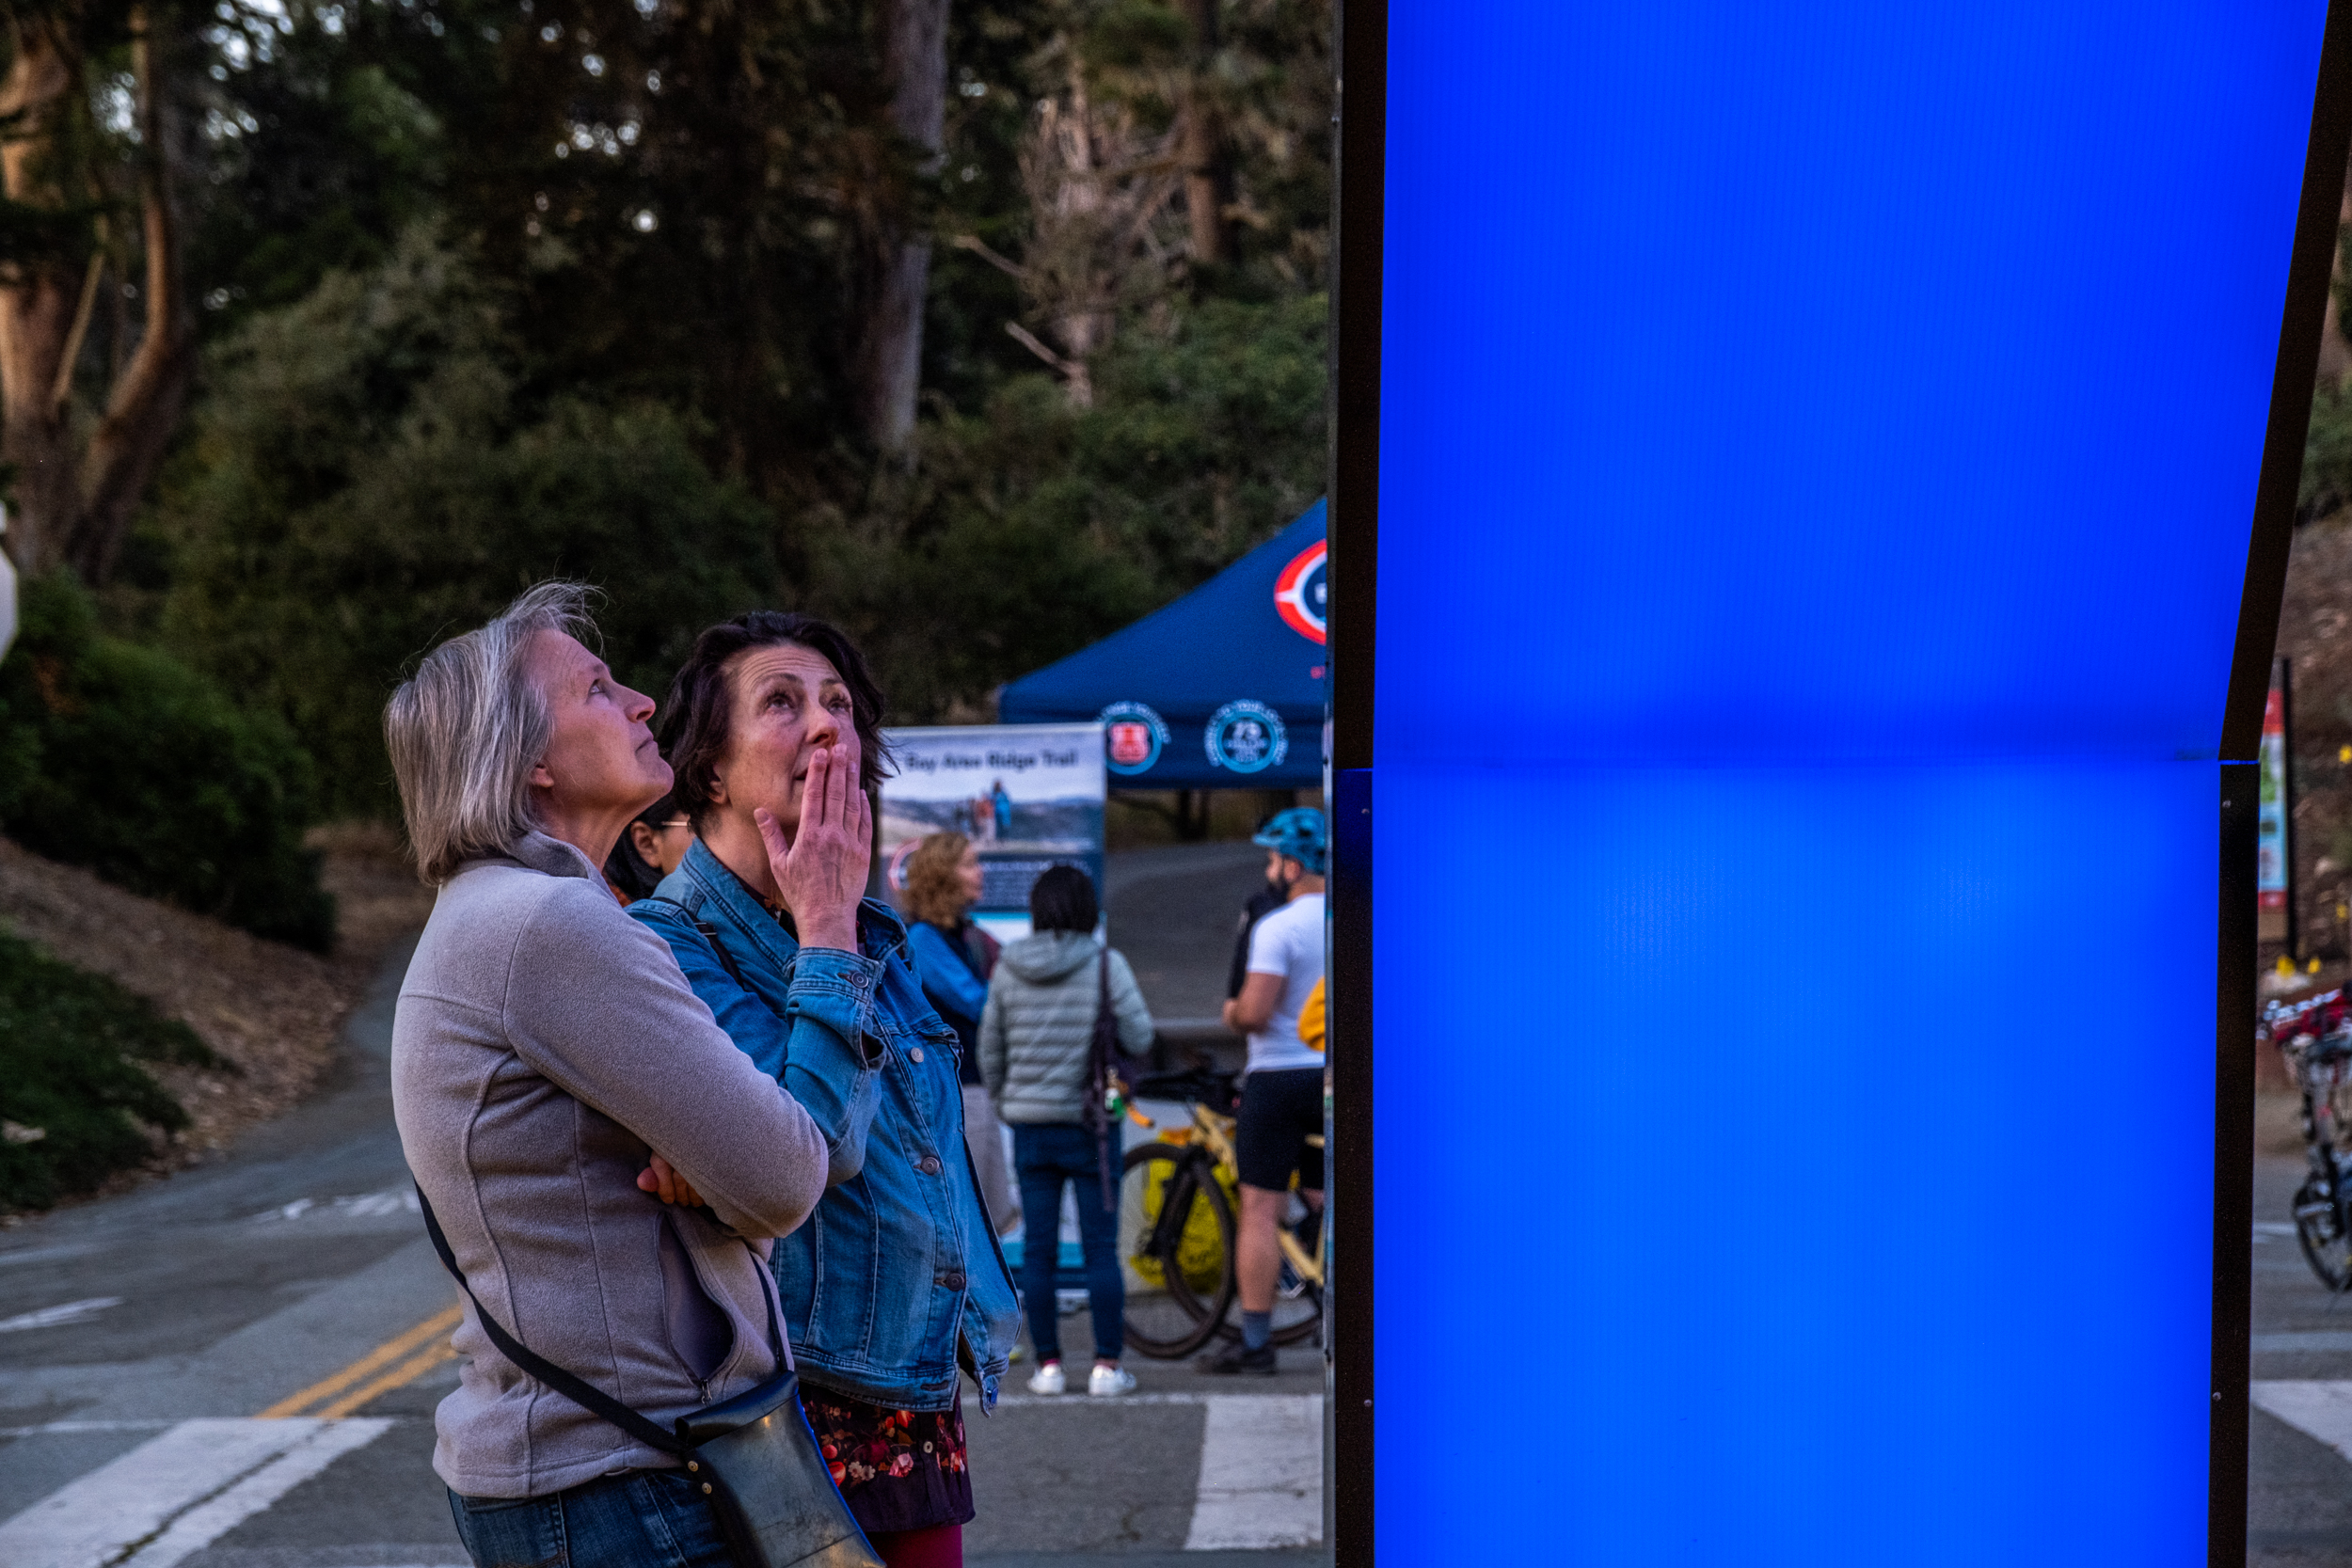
[[0, 928, 227, 1212], [152, 229, 785, 821], [824, 291, 1327, 718], [2307, 380, 2352, 523], [0, 574, 336, 949], [195, 46, 450, 325], [108, 0, 1333, 812]]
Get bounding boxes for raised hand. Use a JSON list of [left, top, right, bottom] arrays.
[[755, 741, 870, 954]]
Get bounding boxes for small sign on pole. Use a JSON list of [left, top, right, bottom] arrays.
[[2260, 658, 2294, 948]]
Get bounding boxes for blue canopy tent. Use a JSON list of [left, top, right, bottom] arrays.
[[999, 499, 1327, 789]]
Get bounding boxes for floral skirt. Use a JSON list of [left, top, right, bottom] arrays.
[[799, 1385, 973, 1537]]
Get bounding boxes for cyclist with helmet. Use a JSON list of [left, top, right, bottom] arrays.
[[1200, 806, 1327, 1375]]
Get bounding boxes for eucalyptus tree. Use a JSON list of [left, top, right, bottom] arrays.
[[0, 0, 197, 580]]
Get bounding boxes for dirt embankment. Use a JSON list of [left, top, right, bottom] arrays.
[[0, 823, 431, 1197]]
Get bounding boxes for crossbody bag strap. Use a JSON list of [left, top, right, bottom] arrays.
[[416, 1184, 691, 1457], [640, 896, 761, 996], [1089, 947, 1120, 1211]]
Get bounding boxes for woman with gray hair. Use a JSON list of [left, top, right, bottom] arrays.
[[386, 583, 860, 1566]]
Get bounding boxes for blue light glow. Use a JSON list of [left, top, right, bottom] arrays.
[[1377, 2, 2326, 763], [1375, 762, 2213, 1560], [1368, 0, 2328, 1558]]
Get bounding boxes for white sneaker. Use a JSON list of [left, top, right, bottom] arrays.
[[1088, 1364, 1136, 1397], [1026, 1361, 1066, 1396]]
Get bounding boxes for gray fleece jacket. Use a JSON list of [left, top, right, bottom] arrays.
[[391, 832, 839, 1498], [978, 931, 1154, 1124]]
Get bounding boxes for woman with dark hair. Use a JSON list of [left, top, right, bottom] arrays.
[[601, 789, 691, 904], [900, 832, 1019, 1236], [977, 865, 1154, 1398], [629, 610, 1018, 1568]]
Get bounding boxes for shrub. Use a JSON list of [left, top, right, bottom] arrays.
[[152, 230, 783, 822], [0, 929, 228, 1212], [820, 292, 1330, 721], [0, 574, 336, 949]]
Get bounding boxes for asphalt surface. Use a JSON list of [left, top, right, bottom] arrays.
[[23, 838, 2350, 1563], [1104, 840, 1269, 1033], [0, 843, 1325, 1567], [2251, 1134, 2352, 1566]]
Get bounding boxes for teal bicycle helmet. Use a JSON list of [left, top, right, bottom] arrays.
[[1251, 806, 1328, 876]]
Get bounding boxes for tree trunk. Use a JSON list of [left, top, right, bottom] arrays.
[[73, 5, 195, 582], [851, 0, 951, 457], [2323, 166, 2352, 388], [0, 5, 193, 582], [0, 19, 84, 578], [1176, 0, 1229, 267]]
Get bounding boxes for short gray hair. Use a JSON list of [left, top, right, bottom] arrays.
[[385, 582, 597, 884]]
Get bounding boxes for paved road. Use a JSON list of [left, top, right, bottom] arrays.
[[0, 845, 1324, 1568], [1104, 841, 1268, 1032], [2250, 1140, 2352, 1566]]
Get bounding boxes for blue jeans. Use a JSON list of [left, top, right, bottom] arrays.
[[448, 1467, 731, 1568], [1013, 1123, 1122, 1363]]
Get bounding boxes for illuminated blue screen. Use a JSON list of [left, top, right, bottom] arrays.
[[1370, 2, 2328, 1560]]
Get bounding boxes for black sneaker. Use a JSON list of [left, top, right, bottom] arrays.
[[1195, 1341, 1279, 1376]]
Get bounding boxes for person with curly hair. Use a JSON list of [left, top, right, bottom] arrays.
[[900, 832, 1020, 1236]]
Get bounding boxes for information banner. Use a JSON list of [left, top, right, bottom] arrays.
[[880, 724, 1104, 941], [2261, 678, 2289, 914]]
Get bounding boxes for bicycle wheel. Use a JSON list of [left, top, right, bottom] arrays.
[[1119, 1143, 1235, 1358], [2297, 1174, 2352, 1291]]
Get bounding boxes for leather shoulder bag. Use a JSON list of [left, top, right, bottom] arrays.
[[1082, 946, 1151, 1210], [416, 1187, 882, 1568]]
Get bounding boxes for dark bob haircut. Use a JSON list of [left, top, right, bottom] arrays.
[[657, 610, 895, 831], [1028, 863, 1098, 934], [602, 790, 678, 903]]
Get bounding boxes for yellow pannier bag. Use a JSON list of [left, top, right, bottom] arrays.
[[1125, 1148, 1239, 1292]]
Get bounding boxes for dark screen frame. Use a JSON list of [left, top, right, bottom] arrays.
[[1326, 3, 2352, 1561], [2210, 7, 2352, 1560], [1327, 0, 1385, 1560]]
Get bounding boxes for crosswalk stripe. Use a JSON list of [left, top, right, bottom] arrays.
[[2254, 1380, 2352, 1461], [1184, 1394, 1323, 1550], [0, 1418, 392, 1568]]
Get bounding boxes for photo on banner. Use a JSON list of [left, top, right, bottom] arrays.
[[880, 723, 1104, 942]]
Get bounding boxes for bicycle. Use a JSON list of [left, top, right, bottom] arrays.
[[1113, 1067, 1326, 1359], [2265, 988, 2352, 1290]]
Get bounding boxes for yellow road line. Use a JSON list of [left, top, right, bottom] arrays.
[[258, 1304, 463, 1419], [312, 1339, 459, 1419]]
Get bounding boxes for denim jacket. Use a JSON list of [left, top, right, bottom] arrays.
[[631, 839, 1020, 1412]]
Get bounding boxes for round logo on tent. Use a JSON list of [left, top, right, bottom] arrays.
[[1273, 541, 1327, 645], [1098, 701, 1169, 776], [1205, 700, 1288, 774], [886, 837, 921, 892]]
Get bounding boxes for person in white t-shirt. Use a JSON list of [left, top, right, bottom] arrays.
[[1200, 807, 1327, 1375]]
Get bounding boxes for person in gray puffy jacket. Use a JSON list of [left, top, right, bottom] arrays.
[[978, 866, 1152, 1396]]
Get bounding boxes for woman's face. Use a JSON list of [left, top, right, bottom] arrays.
[[955, 845, 984, 908], [529, 632, 670, 819], [707, 641, 859, 841]]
